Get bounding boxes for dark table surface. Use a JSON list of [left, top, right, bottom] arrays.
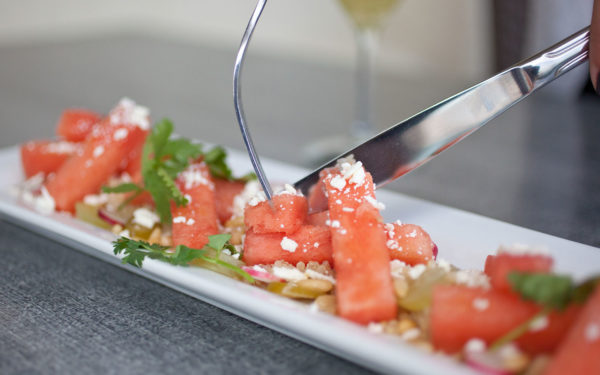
[[1, 35, 599, 375]]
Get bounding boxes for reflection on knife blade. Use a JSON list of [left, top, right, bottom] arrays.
[[294, 26, 590, 196]]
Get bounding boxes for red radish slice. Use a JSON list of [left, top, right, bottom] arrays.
[[97, 208, 127, 226], [465, 351, 512, 375], [242, 266, 283, 283]]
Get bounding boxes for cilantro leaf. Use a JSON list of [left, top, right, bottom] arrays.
[[150, 119, 174, 160], [112, 235, 254, 283], [508, 272, 574, 310], [204, 146, 233, 180], [572, 276, 600, 304], [162, 138, 203, 165], [102, 119, 243, 224], [101, 183, 143, 194], [143, 171, 173, 223]]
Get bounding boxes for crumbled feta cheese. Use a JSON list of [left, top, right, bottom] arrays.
[[436, 258, 452, 272], [367, 323, 384, 334], [45, 141, 79, 154], [585, 323, 600, 342], [400, 328, 420, 341], [408, 264, 427, 280], [34, 186, 56, 214], [22, 173, 45, 191], [186, 218, 195, 225], [329, 175, 346, 191], [252, 265, 268, 273], [113, 128, 129, 141], [232, 180, 260, 215], [133, 208, 159, 228], [109, 98, 150, 130], [280, 237, 298, 253], [454, 269, 491, 289], [180, 165, 213, 190], [272, 266, 306, 282], [276, 184, 300, 196], [173, 216, 187, 223], [313, 242, 320, 248], [529, 316, 549, 332], [83, 193, 109, 206], [390, 259, 408, 278], [464, 338, 486, 353], [342, 207, 354, 212], [406, 229, 417, 238], [386, 240, 400, 251], [118, 229, 131, 238], [93, 145, 105, 158], [340, 160, 366, 186], [305, 269, 336, 284], [365, 196, 385, 210], [472, 298, 490, 311], [330, 220, 340, 228]]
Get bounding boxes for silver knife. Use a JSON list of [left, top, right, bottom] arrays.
[[294, 26, 590, 195]]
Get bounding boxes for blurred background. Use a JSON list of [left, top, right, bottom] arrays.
[[0, 0, 593, 146]]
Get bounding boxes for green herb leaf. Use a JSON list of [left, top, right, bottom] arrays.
[[238, 172, 257, 182], [112, 235, 254, 283], [142, 170, 173, 223], [203, 146, 233, 180], [208, 233, 232, 252], [150, 119, 174, 160], [101, 183, 144, 194], [103, 119, 241, 224], [508, 272, 573, 310], [162, 138, 203, 165], [572, 276, 600, 304]]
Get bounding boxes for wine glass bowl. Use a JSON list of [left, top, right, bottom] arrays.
[[303, 0, 401, 166]]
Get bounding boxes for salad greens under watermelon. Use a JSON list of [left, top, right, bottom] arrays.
[[17, 98, 600, 375]]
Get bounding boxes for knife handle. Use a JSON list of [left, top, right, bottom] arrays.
[[516, 26, 589, 93]]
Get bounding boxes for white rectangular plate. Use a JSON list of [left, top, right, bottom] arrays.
[[1, 145, 599, 375]]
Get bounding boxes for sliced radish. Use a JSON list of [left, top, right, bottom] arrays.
[[98, 208, 127, 226], [465, 351, 512, 375], [242, 266, 283, 283]]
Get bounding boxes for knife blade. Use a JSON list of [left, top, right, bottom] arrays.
[[294, 26, 590, 195]]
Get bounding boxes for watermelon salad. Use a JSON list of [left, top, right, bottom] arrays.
[[16, 98, 600, 374]]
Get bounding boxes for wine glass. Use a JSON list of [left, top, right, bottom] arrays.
[[304, 0, 401, 166]]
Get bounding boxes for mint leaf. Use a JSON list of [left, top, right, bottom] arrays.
[[508, 272, 573, 310]]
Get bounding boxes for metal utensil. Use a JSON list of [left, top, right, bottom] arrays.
[[294, 26, 590, 195], [233, 0, 274, 201]]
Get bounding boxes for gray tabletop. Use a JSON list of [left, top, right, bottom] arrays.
[[1, 35, 599, 375]]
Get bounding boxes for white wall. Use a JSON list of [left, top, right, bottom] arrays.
[[0, 0, 493, 81]]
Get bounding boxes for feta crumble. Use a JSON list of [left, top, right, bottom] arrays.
[[272, 266, 306, 282], [132, 208, 159, 229], [280, 237, 298, 253]]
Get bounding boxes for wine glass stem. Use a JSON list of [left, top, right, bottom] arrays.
[[352, 27, 379, 140]]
